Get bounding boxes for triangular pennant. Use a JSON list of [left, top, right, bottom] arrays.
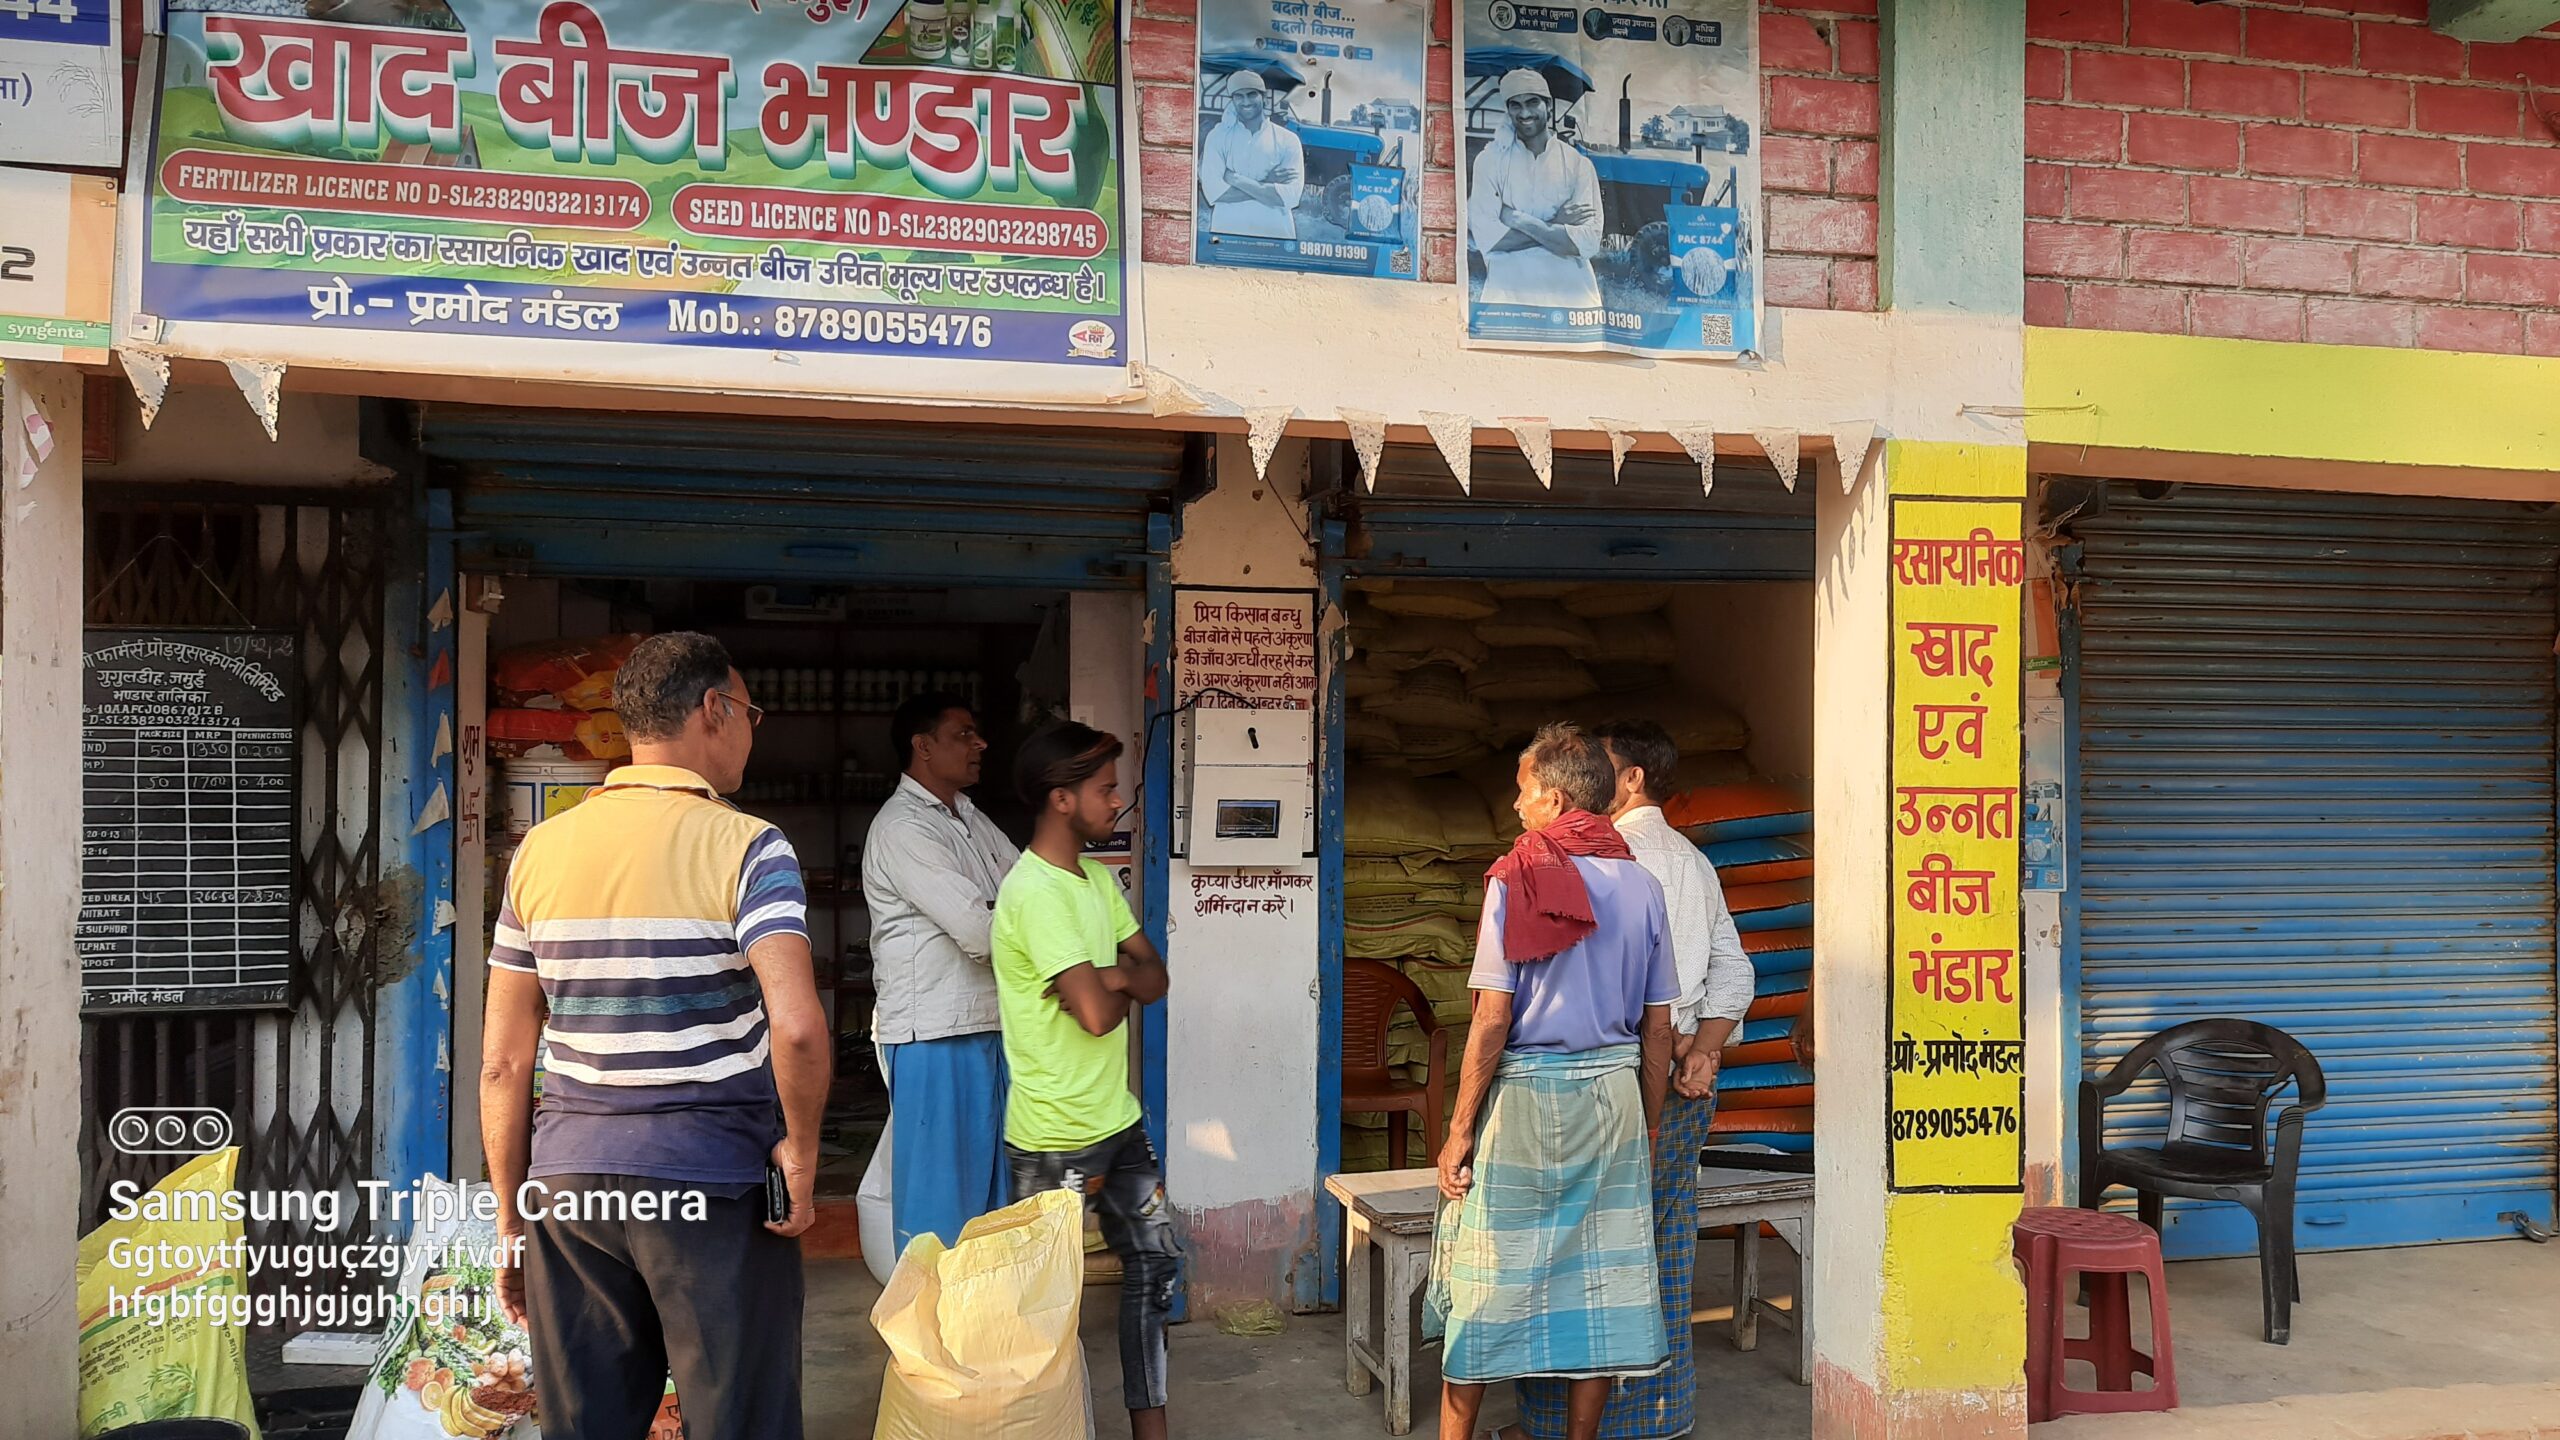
[[226, 359, 285, 442], [118, 348, 171, 429], [1420, 411, 1474, 495], [1244, 405, 1296, 481], [1146, 367, 1214, 418], [1831, 421, 1878, 496], [1589, 417, 1641, 481], [1670, 426, 1717, 498], [1338, 407, 1389, 493], [1753, 428, 1801, 492], [411, 781, 451, 835], [432, 713, 454, 762], [1502, 419, 1554, 489]]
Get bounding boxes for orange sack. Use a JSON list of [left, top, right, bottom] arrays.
[[492, 634, 643, 710]]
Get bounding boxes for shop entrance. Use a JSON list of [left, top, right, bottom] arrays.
[[1323, 441, 1819, 1420], [424, 404, 1186, 1215]]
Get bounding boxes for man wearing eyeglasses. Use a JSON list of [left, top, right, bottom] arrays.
[[480, 631, 830, 1440], [863, 690, 1020, 1253]]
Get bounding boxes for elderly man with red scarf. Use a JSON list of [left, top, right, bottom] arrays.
[[1426, 723, 1681, 1440]]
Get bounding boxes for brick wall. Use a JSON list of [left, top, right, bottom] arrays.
[[2026, 0, 2560, 355], [1133, 0, 1880, 310]]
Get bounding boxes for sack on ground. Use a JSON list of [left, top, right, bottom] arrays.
[[1418, 779, 1502, 861], [1584, 614, 1677, 668], [1346, 770, 1449, 858], [1346, 911, 1474, 964], [1363, 579, 1501, 621], [1363, 665, 1492, 734], [76, 1148, 260, 1439], [350, 1174, 539, 1440], [1398, 726, 1488, 777], [874, 1189, 1094, 1440], [1357, 614, 1490, 673], [1565, 688, 1749, 755], [1467, 649, 1599, 703], [1473, 601, 1596, 652]]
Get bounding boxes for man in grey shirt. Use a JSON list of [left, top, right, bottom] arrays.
[[863, 691, 1020, 1252]]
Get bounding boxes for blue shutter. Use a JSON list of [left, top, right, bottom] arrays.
[[424, 406, 1188, 587], [2073, 481, 2560, 1256]]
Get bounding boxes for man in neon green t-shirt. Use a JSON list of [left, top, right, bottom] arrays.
[[993, 721, 1175, 1440]]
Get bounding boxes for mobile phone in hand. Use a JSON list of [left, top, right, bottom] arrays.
[[766, 1162, 790, 1224]]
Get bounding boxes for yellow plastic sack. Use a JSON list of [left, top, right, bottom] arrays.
[[75, 1147, 261, 1438], [873, 1189, 1094, 1440]]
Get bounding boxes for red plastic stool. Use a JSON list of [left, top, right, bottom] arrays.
[[2012, 1206, 2179, 1423]]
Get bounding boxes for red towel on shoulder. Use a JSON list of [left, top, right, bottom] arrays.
[[1484, 810, 1635, 963]]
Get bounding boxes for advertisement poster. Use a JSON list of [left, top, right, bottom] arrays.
[[0, 0, 120, 167], [134, 0, 1139, 404], [1192, 0, 1424, 280], [0, 169, 114, 362], [1455, 0, 1757, 356]]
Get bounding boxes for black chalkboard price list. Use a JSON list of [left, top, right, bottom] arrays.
[[80, 630, 300, 1012]]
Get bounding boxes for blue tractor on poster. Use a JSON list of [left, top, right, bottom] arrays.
[[1460, 47, 1754, 315], [1200, 50, 1416, 244]]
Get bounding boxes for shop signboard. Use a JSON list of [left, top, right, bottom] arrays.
[[128, 0, 1141, 404], [0, 168, 114, 362], [1454, 0, 1758, 356], [0, 0, 120, 167], [1885, 471, 2026, 1193], [1191, 0, 1425, 280]]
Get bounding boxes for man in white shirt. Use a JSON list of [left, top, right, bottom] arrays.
[[1466, 68, 1604, 310], [863, 691, 1021, 1253], [1197, 70, 1305, 238]]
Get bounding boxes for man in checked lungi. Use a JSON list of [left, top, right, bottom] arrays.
[[1429, 723, 1682, 1440], [1507, 720, 1756, 1440]]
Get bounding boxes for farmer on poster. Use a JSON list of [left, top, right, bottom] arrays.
[[1193, 0, 1426, 279], [1457, 0, 1760, 356]]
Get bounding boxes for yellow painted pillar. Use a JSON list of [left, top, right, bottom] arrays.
[[1814, 441, 2030, 1439]]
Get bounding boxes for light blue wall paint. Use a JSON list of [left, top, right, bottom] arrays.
[[1879, 0, 2027, 316]]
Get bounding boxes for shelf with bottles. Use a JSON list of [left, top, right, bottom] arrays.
[[731, 762, 903, 809], [738, 666, 985, 715]]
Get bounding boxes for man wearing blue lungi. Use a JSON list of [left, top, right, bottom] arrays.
[[863, 691, 1020, 1254], [1430, 723, 1681, 1440], [1515, 720, 1756, 1440]]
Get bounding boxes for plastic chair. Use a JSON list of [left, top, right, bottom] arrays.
[[1342, 958, 1449, 1169], [2013, 1206, 2178, 1422], [2080, 1018, 2327, 1344]]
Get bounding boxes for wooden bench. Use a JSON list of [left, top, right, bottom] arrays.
[[1325, 1168, 1439, 1436]]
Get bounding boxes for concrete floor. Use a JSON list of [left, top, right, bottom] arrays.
[[810, 1241, 1816, 1437], [2059, 1237, 2560, 1414]]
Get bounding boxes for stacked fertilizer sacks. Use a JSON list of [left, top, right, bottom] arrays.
[[1339, 580, 1808, 1172], [1668, 784, 1816, 1156]]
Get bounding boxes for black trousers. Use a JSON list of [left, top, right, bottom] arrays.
[[1008, 1123, 1182, 1413], [522, 1174, 803, 1440]]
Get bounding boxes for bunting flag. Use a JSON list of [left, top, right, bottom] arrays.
[[1338, 408, 1390, 492], [1670, 426, 1718, 498], [1244, 405, 1297, 481], [1589, 418, 1641, 480], [118, 348, 172, 429], [1502, 419, 1554, 489], [226, 359, 285, 442], [1146, 367, 1217, 418], [1831, 421, 1878, 496], [1753, 428, 1802, 492], [1420, 411, 1475, 494]]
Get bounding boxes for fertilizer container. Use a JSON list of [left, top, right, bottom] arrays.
[[500, 758, 611, 842]]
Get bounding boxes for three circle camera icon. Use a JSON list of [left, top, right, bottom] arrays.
[[110, 1107, 234, 1156]]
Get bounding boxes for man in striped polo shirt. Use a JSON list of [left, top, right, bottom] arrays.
[[481, 631, 831, 1440]]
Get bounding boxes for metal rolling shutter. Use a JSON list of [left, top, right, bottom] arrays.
[[422, 405, 1191, 587], [2073, 482, 2560, 1256]]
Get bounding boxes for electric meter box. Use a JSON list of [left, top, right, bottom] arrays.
[[1182, 707, 1313, 867]]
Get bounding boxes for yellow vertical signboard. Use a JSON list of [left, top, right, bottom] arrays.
[[1887, 486, 2026, 1193]]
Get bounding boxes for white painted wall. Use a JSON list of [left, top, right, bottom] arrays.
[[1668, 583, 1816, 780], [1, 363, 86, 1437], [1162, 436, 1326, 1307], [1142, 267, 2026, 444]]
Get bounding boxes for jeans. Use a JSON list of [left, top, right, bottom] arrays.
[[1008, 1123, 1181, 1411]]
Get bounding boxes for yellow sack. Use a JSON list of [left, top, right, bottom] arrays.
[[75, 1147, 261, 1438], [874, 1189, 1094, 1440]]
